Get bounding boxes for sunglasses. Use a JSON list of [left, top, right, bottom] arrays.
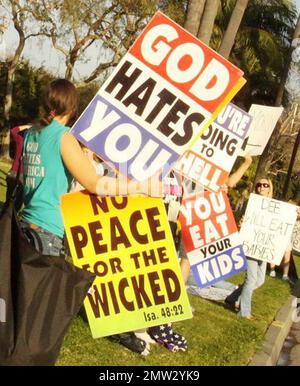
[[256, 183, 270, 188]]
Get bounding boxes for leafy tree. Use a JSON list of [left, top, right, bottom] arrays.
[[29, 0, 159, 83], [212, 0, 297, 108], [0, 60, 54, 126], [0, 0, 49, 157]]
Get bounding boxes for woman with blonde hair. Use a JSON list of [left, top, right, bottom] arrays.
[[225, 177, 273, 320]]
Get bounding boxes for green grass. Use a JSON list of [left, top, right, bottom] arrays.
[[0, 159, 297, 366], [55, 274, 293, 366]]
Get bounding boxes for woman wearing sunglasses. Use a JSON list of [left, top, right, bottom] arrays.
[[225, 177, 273, 320]]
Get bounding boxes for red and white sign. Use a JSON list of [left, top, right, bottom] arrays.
[[179, 191, 247, 288], [72, 12, 245, 181]]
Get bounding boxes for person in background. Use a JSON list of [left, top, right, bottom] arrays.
[[225, 177, 274, 320], [5, 124, 31, 210], [146, 171, 188, 353], [269, 198, 300, 283], [69, 144, 154, 356]]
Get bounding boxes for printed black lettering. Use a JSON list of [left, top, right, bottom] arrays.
[[122, 78, 156, 116], [70, 225, 88, 259], [89, 220, 108, 254], [105, 60, 142, 100], [145, 89, 176, 124]]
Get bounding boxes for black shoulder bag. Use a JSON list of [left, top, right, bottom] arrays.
[[0, 165, 95, 366]]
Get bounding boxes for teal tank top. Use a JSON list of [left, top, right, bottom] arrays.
[[22, 120, 72, 238]]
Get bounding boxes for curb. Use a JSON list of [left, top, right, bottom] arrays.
[[249, 280, 300, 366], [249, 295, 296, 366]]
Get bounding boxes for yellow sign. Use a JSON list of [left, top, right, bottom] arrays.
[[61, 192, 192, 338]]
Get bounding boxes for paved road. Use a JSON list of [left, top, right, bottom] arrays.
[[278, 281, 300, 366], [289, 321, 300, 366]]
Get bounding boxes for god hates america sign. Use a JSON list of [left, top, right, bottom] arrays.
[[71, 11, 245, 182], [179, 191, 247, 288]]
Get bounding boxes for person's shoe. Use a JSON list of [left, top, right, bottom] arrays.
[[224, 299, 239, 312], [148, 323, 187, 352], [269, 270, 276, 278], [109, 332, 149, 355], [244, 315, 257, 321], [134, 330, 156, 345], [282, 275, 295, 285]]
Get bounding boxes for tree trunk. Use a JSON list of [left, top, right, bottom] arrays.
[[282, 125, 300, 199], [197, 0, 219, 45], [65, 60, 74, 81], [184, 0, 206, 36], [255, 13, 300, 184], [1, 68, 16, 159], [4, 68, 15, 125], [275, 13, 300, 107], [218, 0, 249, 59]]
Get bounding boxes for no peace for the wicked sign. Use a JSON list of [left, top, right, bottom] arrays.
[[61, 193, 192, 338]]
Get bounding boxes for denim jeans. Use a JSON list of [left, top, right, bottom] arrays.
[[238, 258, 266, 317], [225, 258, 267, 316], [20, 220, 65, 257]]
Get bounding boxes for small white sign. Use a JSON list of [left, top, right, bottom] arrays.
[[240, 104, 283, 156], [239, 194, 297, 265]]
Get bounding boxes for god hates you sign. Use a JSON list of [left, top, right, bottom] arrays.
[[174, 103, 252, 192], [71, 11, 245, 182], [239, 194, 298, 265], [61, 193, 192, 338], [179, 191, 247, 288]]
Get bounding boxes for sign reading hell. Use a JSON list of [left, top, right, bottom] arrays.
[[71, 11, 245, 182], [174, 103, 252, 192], [61, 192, 192, 338], [179, 191, 247, 288]]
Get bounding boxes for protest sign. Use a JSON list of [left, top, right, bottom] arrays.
[[179, 191, 247, 288], [292, 221, 300, 254], [239, 194, 297, 265], [61, 192, 192, 338], [240, 104, 283, 156], [71, 11, 245, 182], [174, 103, 252, 192]]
